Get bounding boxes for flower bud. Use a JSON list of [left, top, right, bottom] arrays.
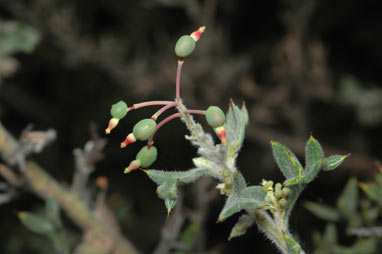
[[111, 100, 128, 120], [133, 119, 157, 141], [124, 160, 140, 174], [215, 126, 227, 146], [206, 106, 225, 128], [175, 35, 196, 58], [274, 189, 283, 199], [121, 133, 137, 148], [279, 198, 288, 208], [275, 183, 282, 192], [282, 187, 291, 198], [105, 118, 119, 134]]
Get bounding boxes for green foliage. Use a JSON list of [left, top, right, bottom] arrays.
[[18, 212, 55, 235], [312, 223, 378, 254], [108, 27, 350, 254], [224, 102, 248, 157], [284, 233, 302, 254], [323, 155, 349, 171], [271, 141, 304, 186], [172, 223, 201, 254], [144, 168, 209, 213], [304, 201, 341, 222], [218, 174, 268, 222], [0, 20, 40, 83], [0, 20, 40, 56], [17, 197, 69, 254], [306, 169, 382, 254]]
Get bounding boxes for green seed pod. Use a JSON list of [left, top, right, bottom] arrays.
[[111, 100, 128, 120], [205, 106, 225, 128], [175, 35, 196, 58], [133, 119, 157, 141], [136, 145, 158, 168], [279, 198, 288, 208]]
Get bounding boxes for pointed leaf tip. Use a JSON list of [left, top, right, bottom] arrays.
[[323, 154, 349, 171]]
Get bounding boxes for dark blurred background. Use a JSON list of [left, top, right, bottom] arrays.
[[0, 0, 381, 253]]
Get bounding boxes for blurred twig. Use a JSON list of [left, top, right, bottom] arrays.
[[71, 124, 106, 202], [0, 121, 140, 254], [153, 192, 186, 254]]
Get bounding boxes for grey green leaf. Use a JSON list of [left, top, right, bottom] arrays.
[[271, 141, 303, 185], [323, 154, 349, 171], [18, 211, 54, 235], [304, 201, 341, 222]]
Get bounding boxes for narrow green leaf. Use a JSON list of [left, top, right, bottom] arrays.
[[304, 201, 341, 222], [323, 223, 338, 245], [322, 154, 349, 171], [178, 223, 200, 248], [359, 182, 382, 205], [18, 212, 54, 235], [228, 214, 253, 240], [337, 178, 358, 219], [336, 238, 377, 254], [45, 197, 62, 229], [271, 141, 303, 185], [305, 134, 324, 169], [224, 102, 248, 157]]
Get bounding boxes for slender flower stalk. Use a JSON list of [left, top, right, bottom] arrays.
[[129, 101, 174, 111], [148, 109, 206, 146], [175, 59, 184, 101], [151, 102, 178, 121]]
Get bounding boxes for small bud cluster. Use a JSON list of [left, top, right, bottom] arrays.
[[105, 27, 227, 173], [262, 180, 291, 217]]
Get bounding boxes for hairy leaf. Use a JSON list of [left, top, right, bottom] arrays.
[[271, 141, 303, 186], [305, 135, 324, 170], [144, 168, 209, 213], [322, 155, 348, 171], [218, 184, 267, 222], [224, 102, 248, 158], [303, 159, 324, 184], [228, 214, 254, 240]]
